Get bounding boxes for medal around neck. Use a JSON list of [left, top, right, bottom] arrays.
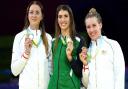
[[26, 30, 41, 48], [87, 52, 91, 62]]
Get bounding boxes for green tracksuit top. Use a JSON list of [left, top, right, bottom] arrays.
[[48, 36, 81, 89]]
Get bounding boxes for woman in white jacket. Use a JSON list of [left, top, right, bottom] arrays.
[[11, 1, 52, 89], [80, 8, 125, 89]]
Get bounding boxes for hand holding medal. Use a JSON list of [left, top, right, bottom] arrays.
[[24, 34, 33, 56], [79, 47, 88, 65], [66, 36, 73, 61]]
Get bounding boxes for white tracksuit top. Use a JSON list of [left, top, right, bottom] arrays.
[[87, 36, 125, 89], [11, 27, 52, 89]]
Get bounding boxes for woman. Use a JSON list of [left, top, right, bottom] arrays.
[[11, 1, 52, 89], [48, 5, 83, 89], [80, 8, 125, 89]]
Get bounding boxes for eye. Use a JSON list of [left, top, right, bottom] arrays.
[[58, 15, 62, 19], [86, 25, 90, 29], [92, 24, 96, 27], [29, 11, 33, 15], [35, 11, 40, 15], [64, 14, 68, 18]]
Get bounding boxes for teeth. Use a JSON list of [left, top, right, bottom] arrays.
[[90, 33, 95, 37], [62, 24, 66, 26], [61, 22, 67, 25], [32, 19, 36, 20], [90, 33, 94, 35]]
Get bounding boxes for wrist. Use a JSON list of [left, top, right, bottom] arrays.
[[83, 60, 88, 66], [83, 65, 89, 72], [67, 55, 72, 62], [22, 52, 29, 59], [24, 48, 31, 55]]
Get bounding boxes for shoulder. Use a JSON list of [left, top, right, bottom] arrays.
[[75, 34, 82, 42], [103, 36, 121, 48], [12, 30, 26, 46], [46, 33, 52, 41], [75, 34, 85, 44], [52, 38, 56, 42], [14, 30, 26, 40], [75, 36, 80, 42]]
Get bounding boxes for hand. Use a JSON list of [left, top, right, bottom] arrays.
[[24, 35, 32, 56], [66, 41, 73, 62], [79, 47, 88, 65]]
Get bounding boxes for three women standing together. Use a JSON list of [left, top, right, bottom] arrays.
[[11, 1, 125, 89]]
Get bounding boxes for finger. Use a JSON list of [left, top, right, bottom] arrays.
[[79, 53, 83, 59], [82, 47, 87, 52], [82, 47, 86, 50], [25, 41, 32, 49], [82, 55, 86, 59], [29, 43, 32, 48], [66, 47, 70, 51], [25, 37, 32, 42], [25, 37, 29, 41], [28, 40, 32, 45], [68, 45, 73, 51], [68, 42, 73, 47], [26, 39, 32, 45]]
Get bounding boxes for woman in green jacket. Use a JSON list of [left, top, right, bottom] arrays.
[[48, 5, 84, 89]]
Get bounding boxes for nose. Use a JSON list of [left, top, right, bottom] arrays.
[[61, 16, 66, 21], [31, 12, 37, 18], [32, 13, 37, 17], [89, 27, 94, 32]]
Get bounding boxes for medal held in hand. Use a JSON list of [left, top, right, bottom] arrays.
[[66, 36, 73, 51]]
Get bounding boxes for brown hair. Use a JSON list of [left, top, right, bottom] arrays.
[[85, 8, 102, 23], [23, 0, 48, 55]]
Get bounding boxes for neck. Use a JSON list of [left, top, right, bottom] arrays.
[[61, 28, 70, 37], [29, 25, 39, 30], [92, 35, 102, 46]]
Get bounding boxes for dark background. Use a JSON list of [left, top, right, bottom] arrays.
[[0, 0, 128, 88], [1, 0, 127, 63]]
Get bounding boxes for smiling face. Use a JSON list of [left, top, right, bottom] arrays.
[[57, 10, 70, 31], [85, 17, 102, 41], [28, 4, 43, 29]]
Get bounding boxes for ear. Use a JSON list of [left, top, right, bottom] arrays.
[[99, 22, 102, 29]]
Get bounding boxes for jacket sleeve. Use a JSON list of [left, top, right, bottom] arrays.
[[113, 41, 125, 89], [70, 36, 85, 78], [47, 34, 53, 76], [11, 34, 27, 76]]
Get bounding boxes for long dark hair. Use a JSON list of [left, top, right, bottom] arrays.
[[24, 0, 48, 55], [54, 5, 76, 51]]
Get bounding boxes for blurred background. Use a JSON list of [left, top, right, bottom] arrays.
[[0, 0, 128, 89]]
